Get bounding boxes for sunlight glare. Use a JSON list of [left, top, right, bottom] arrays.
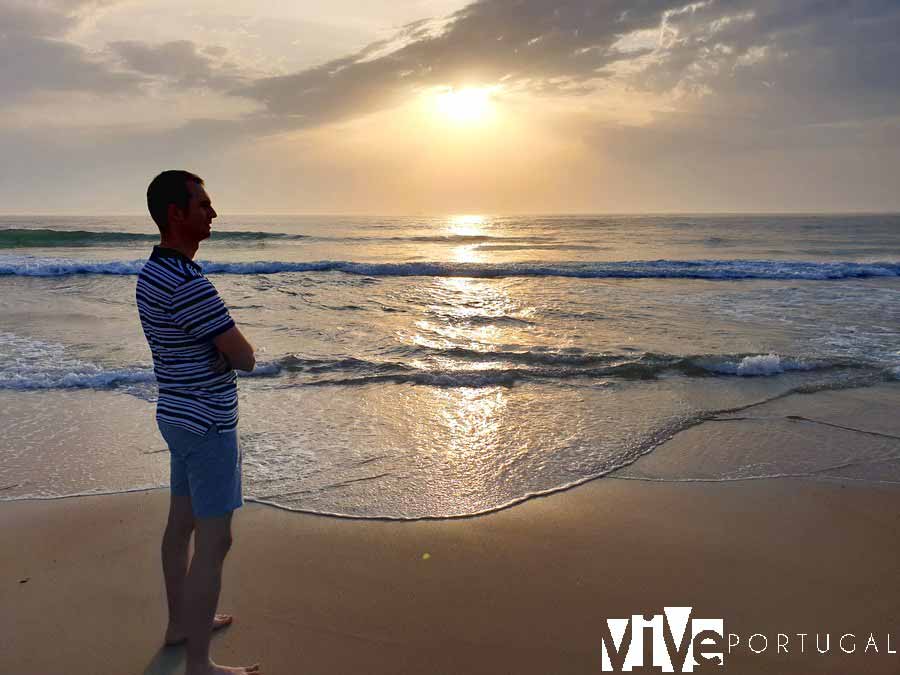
[[448, 214, 487, 237], [435, 87, 494, 123]]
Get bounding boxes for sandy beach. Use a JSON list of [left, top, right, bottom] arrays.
[[4, 1, 900, 672], [3, 384, 900, 675]]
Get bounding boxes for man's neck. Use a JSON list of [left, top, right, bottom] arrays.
[[158, 237, 198, 260]]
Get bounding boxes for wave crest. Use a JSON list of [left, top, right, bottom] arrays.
[[2, 256, 899, 280]]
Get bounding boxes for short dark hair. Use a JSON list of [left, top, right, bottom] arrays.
[[147, 170, 204, 231]]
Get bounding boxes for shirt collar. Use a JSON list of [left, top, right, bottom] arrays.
[[151, 245, 202, 271]]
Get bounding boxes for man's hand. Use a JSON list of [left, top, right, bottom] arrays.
[[212, 326, 255, 372], [212, 351, 232, 374]]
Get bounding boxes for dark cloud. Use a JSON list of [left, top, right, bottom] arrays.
[[0, 1, 73, 37], [8, 0, 899, 132], [0, 0, 142, 99], [0, 1, 251, 102], [638, 0, 900, 124], [0, 33, 144, 99], [233, 0, 900, 130], [108, 40, 248, 90], [0, 0, 128, 36], [235, 0, 675, 123]]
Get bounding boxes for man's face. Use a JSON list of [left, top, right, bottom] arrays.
[[171, 181, 217, 242]]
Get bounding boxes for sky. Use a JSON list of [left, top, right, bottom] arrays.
[[1, 0, 899, 214]]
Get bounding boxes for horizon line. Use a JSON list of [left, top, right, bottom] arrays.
[[1, 210, 899, 218]]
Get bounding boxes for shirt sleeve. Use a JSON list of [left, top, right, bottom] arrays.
[[169, 276, 236, 341]]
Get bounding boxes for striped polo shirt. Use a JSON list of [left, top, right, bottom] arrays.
[[136, 245, 238, 435]]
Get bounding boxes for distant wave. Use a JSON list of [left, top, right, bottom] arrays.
[[0, 351, 876, 392], [1, 255, 899, 280], [0, 227, 562, 248], [343, 234, 557, 244], [0, 228, 308, 248]]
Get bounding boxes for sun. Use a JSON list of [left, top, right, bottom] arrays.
[[434, 87, 494, 123]]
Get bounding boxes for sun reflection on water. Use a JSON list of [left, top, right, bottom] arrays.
[[434, 386, 508, 462], [447, 214, 487, 237], [399, 225, 540, 471], [447, 215, 489, 263], [406, 276, 532, 354]]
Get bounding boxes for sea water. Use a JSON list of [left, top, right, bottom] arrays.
[[0, 214, 898, 517]]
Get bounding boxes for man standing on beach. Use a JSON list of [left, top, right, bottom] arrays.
[[136, 170, 261, 675]]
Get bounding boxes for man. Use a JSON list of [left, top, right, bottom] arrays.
[[136, 170, 261, 675]]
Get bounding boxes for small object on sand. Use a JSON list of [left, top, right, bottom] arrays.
[[19, 577, 29, 584], [422, 552, 431, 560]]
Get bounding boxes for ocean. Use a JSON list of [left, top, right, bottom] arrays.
[[1, 213, 898, 518]]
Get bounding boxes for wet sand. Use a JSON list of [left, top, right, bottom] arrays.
[[2, 386, 900, 675]]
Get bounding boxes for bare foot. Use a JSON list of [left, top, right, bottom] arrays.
[[164, 613, 233, 646], [186, 661, 261, 675]]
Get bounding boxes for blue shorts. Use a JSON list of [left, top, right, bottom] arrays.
[[158, 421, 243, 519]]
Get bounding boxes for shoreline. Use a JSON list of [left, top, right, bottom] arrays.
[[4, 382, 900, 674], [3, 380, 898, 521], [3, 468, 899, 520]]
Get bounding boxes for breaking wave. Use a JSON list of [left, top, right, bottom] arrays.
[[1, 255, 899, 280], [0, 349, 878, 392]]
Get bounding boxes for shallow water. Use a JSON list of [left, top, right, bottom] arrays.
[[1, 214, 898, 517]]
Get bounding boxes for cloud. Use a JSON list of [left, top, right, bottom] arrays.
[[235, 0, 673, 124], [0, 35, 143, 100], [0, 0, 256, 107], [1, 1, 74, 37], [232, 0, 900, 132], [1, 0, 899, 213], [107, 39, 248, 90], [8, 0, 899, 133], [0, 0, 142, 99], [0, 0, 129, 37], [635, 0, 900, 124]]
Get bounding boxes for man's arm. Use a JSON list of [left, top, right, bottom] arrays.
[[213, 326, 256, 372]]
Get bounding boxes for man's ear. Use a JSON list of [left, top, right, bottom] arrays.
[[167, 202, 183, 227]]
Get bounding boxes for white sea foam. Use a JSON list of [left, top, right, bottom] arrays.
[[0, 330, 280, 391], [0, 331, 154, 390], [1, 255, 899, 280], [0, 364, 280, 390], [0, 344, 867, 392], [0, 327, 869, 393], [0, 367, 155, 390], [696, 353, 817, 376]]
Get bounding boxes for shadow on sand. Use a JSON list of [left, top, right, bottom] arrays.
[[143, 627, 234, 674], [142, 645, 186, 675]]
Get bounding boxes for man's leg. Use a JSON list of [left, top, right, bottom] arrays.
[[183, 513, 259, 675], [162, 494, 195, 636], [162, 494, 234, 645]]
